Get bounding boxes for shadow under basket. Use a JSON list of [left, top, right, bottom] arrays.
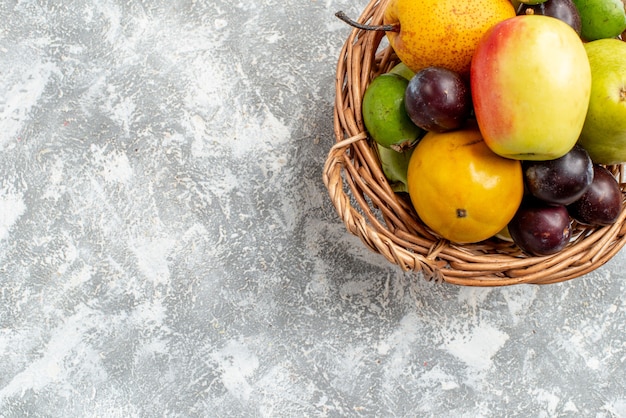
[[322, 0, 626, 286]]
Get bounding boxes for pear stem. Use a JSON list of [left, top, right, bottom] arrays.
[[335, 11, 399, 32]]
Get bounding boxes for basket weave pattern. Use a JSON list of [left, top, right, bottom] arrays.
[[323, 0, 626, 286]]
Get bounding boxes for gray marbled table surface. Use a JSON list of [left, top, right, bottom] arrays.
[[0, 1, 624, 417]]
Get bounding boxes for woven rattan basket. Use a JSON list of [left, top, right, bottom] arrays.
[[323, 0, 626, 286]]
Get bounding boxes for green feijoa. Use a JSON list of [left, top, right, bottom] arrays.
[[362, 73, 424, 151], [572, 0, 626, 40]]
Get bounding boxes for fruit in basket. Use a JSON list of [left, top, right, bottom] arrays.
[[576, 39, 626, 165], [389, 62, 414, 80], [572, 0, 626, 40], [404, 66, 472, 133], [508, 198, 572, 256], [406, 125, 524, 244], [471, 15, 591, 161], [517, 0, 582, 35], [495, 225, 514, 242], [362, 73, 424, 151], [377, 143, 414, 193], [523, 144, 593, 205], [567, 165, 623, 226], [383, 0, 515, 74]]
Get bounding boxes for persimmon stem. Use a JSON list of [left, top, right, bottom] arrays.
[[335, 11, 399, 32]]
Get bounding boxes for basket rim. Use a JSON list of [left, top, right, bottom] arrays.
[[322, 0, 626, 286]]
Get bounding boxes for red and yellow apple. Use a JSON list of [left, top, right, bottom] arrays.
[[471, 15, 591, 160]]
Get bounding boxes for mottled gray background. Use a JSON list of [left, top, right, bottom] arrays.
[[0, 1, 624, 417]]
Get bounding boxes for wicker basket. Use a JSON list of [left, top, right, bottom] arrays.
[[323, 0, 626, 286]]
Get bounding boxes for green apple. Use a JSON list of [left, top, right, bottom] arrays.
[[470, 15, 591, 160], [572, 0, 626, 40], [362, 73, 424, 151], [577, 39, 626, 164]]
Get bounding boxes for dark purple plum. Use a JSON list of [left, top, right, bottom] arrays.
[[508, 198, 572, 256], [522, 144, 593, 205], [517, 0, 582, 35], [567, 165, 623, 226], [404, 66, 472, 133]]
